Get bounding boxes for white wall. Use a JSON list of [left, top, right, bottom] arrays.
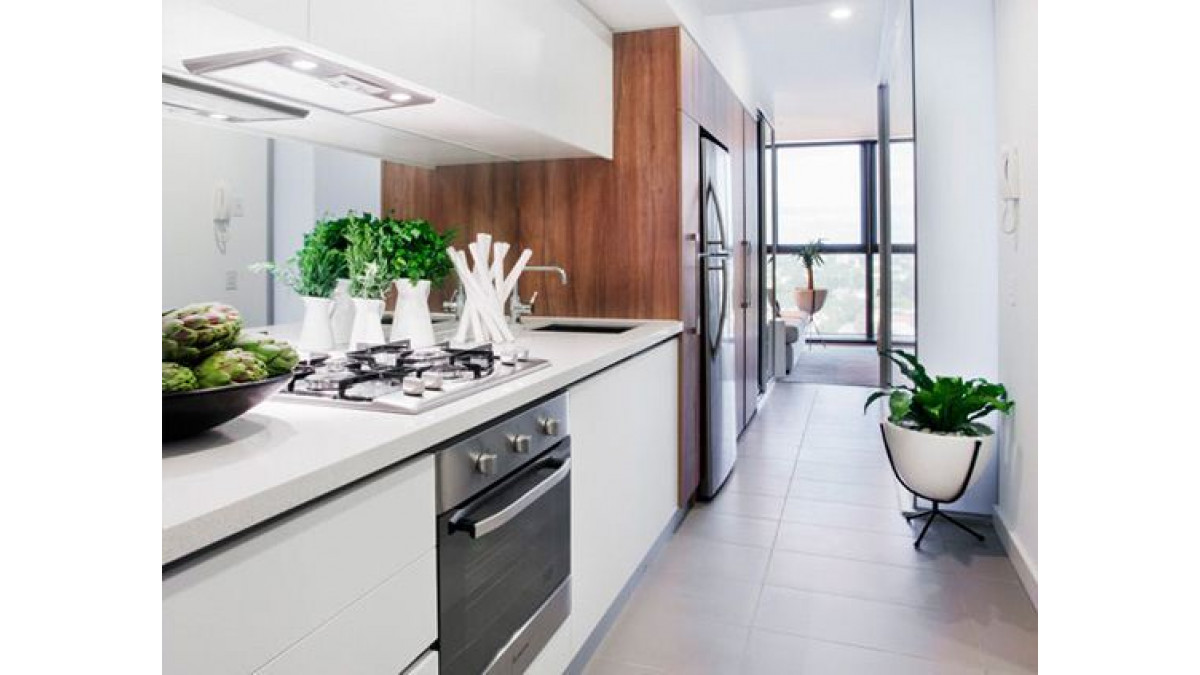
[[270, 141, 381, 324], [162, 118, 270, 325], [993, 0, 1038, 604], [912, 0, 1000, 514]]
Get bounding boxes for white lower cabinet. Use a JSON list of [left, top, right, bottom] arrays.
[[162, 455, 436, 675], [563, 339, 682, 660]]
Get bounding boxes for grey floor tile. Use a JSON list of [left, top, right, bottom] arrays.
[[782, 498, 920, 536], [774, 520, 955, 571], [792, 459, 895, 486], [704, 490, 786, 520], [625, 563, 765, 626], [954, 577, 1037, 673], [766, 549, 959, 612], [582, 658, 666, 674], [798, 447, 889, 468], [753, 585, 982, 668], [648, 533, 772, 584], [788, 476, 898, 508], [593, 598, 751, 675], [741, 628, 985, 675], [724, 469, 792, 498], [738, 438, 802, 462], [736, 456, 798, 478], [677, 507, 780, 549]]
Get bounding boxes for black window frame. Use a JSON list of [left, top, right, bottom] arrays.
[[768, 139, 916, 343]]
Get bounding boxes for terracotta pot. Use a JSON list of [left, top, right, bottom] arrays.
[[792, 288, 828, 315], [881, 420, 996, 502]]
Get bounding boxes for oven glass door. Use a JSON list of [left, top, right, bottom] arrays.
[[438, 439, 571, 675]]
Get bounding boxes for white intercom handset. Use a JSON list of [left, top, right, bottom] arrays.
[[1000, 146, 1021, 234], [213, 181, 232, 254]]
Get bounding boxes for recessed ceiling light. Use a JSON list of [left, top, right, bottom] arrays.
[[290, 59, 319, 71], [207, 112, 230, 120], [388, 92, 413, 103], [830, 7, 853, 20]]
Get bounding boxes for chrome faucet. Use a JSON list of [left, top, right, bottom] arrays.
[[512, 265, 569, 323], [442, 283, 465, 321]]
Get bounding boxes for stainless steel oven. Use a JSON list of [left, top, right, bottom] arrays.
[[436, 393, 571, 675]]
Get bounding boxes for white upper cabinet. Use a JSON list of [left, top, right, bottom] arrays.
[[189, 0, 614, 160]]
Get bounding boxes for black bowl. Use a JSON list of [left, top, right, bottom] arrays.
[[163, 372, 293, 442]]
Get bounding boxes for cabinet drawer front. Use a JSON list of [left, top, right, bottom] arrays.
[[164, 455, 434, 675], [256, 549, 437, 675]]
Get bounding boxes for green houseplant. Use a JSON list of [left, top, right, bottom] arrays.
[[381, 216, 455, 347], [793, 238, 827, 316], [342, 213, 391, 348], [864, 349, 1015, 547], [250, 221, 348, 351]]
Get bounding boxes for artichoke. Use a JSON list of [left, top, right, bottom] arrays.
[[162, 362, 198, 393], [234, 333, 299, 376], [162, 303, 243, 364], [193, 349, 269, 389]]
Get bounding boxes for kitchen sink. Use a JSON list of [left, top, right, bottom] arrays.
[[531, 323, 636, 334]]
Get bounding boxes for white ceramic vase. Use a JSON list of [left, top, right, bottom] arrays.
[[330, 279, 354, 346], [298, 296, 335, 353], [390, 279, 436, 348], [349, 298, 386, 349], [881, 420, 996, 502]]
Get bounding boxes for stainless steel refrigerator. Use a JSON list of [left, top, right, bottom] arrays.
[[699, 133, 738, 499]]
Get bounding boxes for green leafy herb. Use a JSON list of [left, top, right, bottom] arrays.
[[250, 218, 347, 298], [380, 216, 455, 285], [864, 350, 1015, 436], [343, 213, 392, 299]]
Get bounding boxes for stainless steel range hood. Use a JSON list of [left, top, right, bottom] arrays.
[[161, 73, 308, 123], [183, 47, 435, 116]]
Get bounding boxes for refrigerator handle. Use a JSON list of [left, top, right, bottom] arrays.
[[710, 262, 729, 356], [741, 241, 751, 309]]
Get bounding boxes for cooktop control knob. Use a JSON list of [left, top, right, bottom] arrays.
[[509, 434, 532, 453], [539, 417, 560, 437], [475, 452, 498, 476]]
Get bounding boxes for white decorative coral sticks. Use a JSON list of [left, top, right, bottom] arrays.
[[448, 234, 533, 345]]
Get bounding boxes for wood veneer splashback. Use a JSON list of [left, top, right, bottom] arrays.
[[380, 28, 683, 321]]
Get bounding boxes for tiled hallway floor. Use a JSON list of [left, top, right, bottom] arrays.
[[584, 384, 1037, 674]]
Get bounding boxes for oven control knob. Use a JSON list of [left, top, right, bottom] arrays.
[[509, 434, 532, 453], [538, 417, 561, 437], [475, 452, 498, 476]]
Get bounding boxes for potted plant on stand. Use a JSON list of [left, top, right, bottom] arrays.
[[381, 217, 455, 348], [344, 213, 393, 349], [864, 350, 1015, 548], [251, 222, 345, 352], [792, 238, 828, 317]]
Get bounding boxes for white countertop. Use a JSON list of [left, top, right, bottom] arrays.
[[162, 317, 682, 565]]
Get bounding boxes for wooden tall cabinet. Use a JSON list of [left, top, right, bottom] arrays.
[[378, 27, 766, 506]]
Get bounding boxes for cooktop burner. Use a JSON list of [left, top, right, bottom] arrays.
[[278, 340, 549, 414]]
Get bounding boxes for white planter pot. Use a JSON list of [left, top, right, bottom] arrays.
[[881, 419, 996, 503], [297, 296, 335, 353], [390, 279, 436, 348], [330, 279, 354, 345], [349, 298, 386, 350]]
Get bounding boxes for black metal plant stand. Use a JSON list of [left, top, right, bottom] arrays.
[[879, 424, 986, 549]]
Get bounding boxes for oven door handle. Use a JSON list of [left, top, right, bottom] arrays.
[[449, 457, 572, 539]]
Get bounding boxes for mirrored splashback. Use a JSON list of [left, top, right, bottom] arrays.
[[161, 115, 507, 327]]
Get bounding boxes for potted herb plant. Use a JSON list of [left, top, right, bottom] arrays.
[[314, 215, 356, 345], [865, 350, 1014, 544], [792, 238, 828, 316], [251, 220, 346, 351], [343, 213, 393, 349], [380, 217, 455, 348]]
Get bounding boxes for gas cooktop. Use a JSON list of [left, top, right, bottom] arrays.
[[277, 340, 549, 414]]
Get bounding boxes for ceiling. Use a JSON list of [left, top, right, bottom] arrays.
[[580, 0, 890, 141]]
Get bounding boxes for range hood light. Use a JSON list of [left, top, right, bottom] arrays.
[[161, 73, 309, 123], [184, 47, 434, 115]]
